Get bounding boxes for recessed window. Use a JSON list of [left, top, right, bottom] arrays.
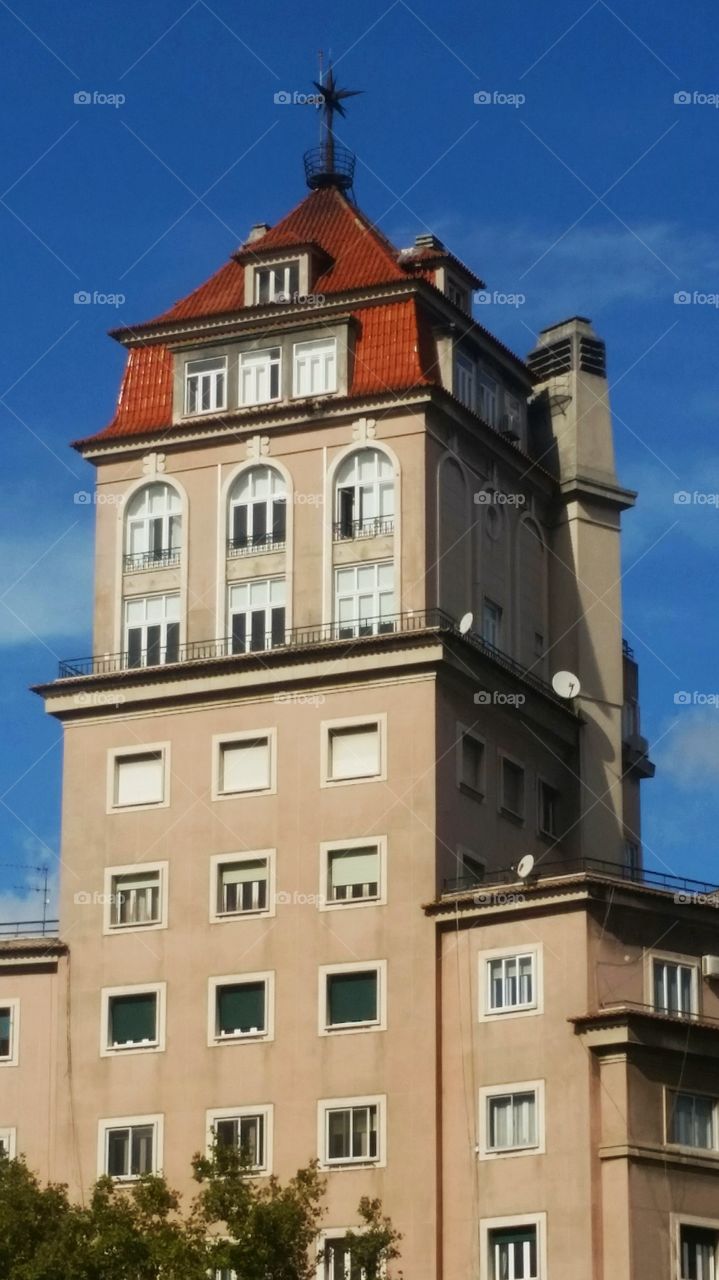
[[482, 599, 503, 649], [0, 1128, 16, 1158], [479, 372, 499, 427], [325, 721, 383, 784], [228, 466, 286, 554], [209, 974, 273, 1043], [334, 562, 394, 638], [0, 1001, 19, 1066], [254, 261, 299, 304], [239, 347, 282, 406], [208, 1107, 271, 1173], [321, 1238, 362, 1280], [503, 393, 524, 439], [447, 278, 469, 311], [455, 352, 476, 410], [228, 579, 286, 653], [293, 338, 337, 397], [483, 950, 539, 1017], [124, 483, 181, 572], [488, 1224, 539, 1280], [124, 593, 180, 668], [334, 448, 395, 540], [185, 355, 226, 415], [321, 963, 385, 1034], [500, 757, 525, 820], [321, 1098, 383, 1167], [481, 1083, 543, 1158], [212, 854, 272, 918], [324, 842, 382, 906], [111, 748, 166, 810], [625, 840, 641, 878], [102, 986, 164, 1055], [100, 1116, 162, 1180], [680, 1225, 719, 1280], [215, 734, 274, 797], [668, 1091, 719, 1150], [537, 781, 558, 838], [652, 957, 698, 1018], [458, 849, 485, 887], [459, 730, 485, 795], [107, 866, 164, 929]]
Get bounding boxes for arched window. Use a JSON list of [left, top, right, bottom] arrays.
[[228, 467, 286, 554], [334, 449, 394, 540], [125, 484, 181, 571]]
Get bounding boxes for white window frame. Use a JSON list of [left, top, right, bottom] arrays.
[[319, 960, 387, 1037], [124, 482, 182, 570], [209, 851, 276, 923], [646, 951, 700, 1018], [317, 1095, 386, 1170], [97, 1114, 164, 1181], [673, 1214, 719, 1280], [207, 971, 275, 1046], [317, 1229, 364, 1280], [480, 1213, 547, 1280], [0, 1127, 16, 1158], [479, 371, 499, 428], [123, 591, 181, 669], [321, 715, 387, 788], [333, 561, 395, 639], [100, 982, 166, 1057], [212, 730, 277, 800], [254, 260, 300, 305], [103, 861, 169, 935], [665, 1087, 719, 1153], [536, 779, 559, 839], [478, 1080, 545, 1160], [107, 743, 170, 814], [457, 724, 486, 798], [184, 355, 227, 416], [455, 351, 477, 410], [479, 945, 543, 1022], [206, 1104, 273, 1175], [499, 752, 526, 822], [239, 346, 282, 407], [318, 836, 387, 912], [0, 999, 19, 1067], [334, 448, 395, 538], [293, 337, 337, 397]]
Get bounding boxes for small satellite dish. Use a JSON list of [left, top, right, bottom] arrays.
[[552, 670, 581, 699], [516, 854, 536, 880], [459, 612, 474, 635]]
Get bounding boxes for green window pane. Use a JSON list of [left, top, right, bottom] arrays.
[[109, 994, 157, 1046], [328, 972, 377, 1025], [217, 982, 265, 1035], [0, 1009, 10, 1057]]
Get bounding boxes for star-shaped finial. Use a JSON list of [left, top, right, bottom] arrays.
[[313, 63, 362, 120]]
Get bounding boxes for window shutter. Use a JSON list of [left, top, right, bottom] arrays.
[[252, 502, 267, 546], [151, 517, 163, 556], [271, 606, 285, 648], [115, 753, 163, 806], [110, 993, 157, 1044], [250, 611, 266, 651], [330, 726, 379, 779], [329, 848, 379, 889], [221, 740, 270, 792], [165, 622, 179, 664], [146, 625, 161, 666], [231, 613, 247, 654], [0, 1010, 10, 1057], [217, 982, 265, 1035], [233, 504, 248, 547], [127, 627, 142, 668], [328, 972, 377, 1024], [338, 487, 354, 536], [272, 498, 286, 541], [107, 1129, 129, 1177]]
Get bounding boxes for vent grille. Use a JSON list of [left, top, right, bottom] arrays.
[[527, 338, 572, 380], [579, 337, 606, 377]]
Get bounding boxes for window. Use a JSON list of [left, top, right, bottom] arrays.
[[208, 973, 274, 1043], [480, 1083, 544, 1158], [110, 748, 167, 810], [680, 1225, 719, 1280], [185, 355, 226, 415], [652, 957, 698, 1018], [459, 729, 485, 795], [320, 962, 386, 1034], [456, 353, 477, 410], [324, 719, 384, 784], [293, 338, 337, 397], [447, 277, 469, 310], [228, 579, 286, 652], [211, 853, 273, 919], [215, 734, 274, 797], [479, 372, 499, 427], [208, 1106, 272, 1173], [668, 1092, 718, 1150], [322, 1237, 363, 1280], [320, 1097, 384, 1167], [501, 758, 525, 820], [102, 985, 164, 1055], [0, 1129, 16, 1158], [482, 950, 540, 1017], [255, 261, 299, 304], [239, 347, 282, 406], [482, 599, 503, 649], [124, 483, 181, 571], [0, 1001, 19, 1066], [503, 393, 524, 439], [488, 1226, 539, 1280], [458, 848, 485, 887], [228, 466, 287, 554], [321, 839, 384, 908], [124, 593, 180, 668], [334, 449, 394, 540], [625, 840, 641, 878], [537, 781, 558, 838], [334, 563, 394, 638], [106, 865, 165, 930], [99, 1116, 162, 1180]]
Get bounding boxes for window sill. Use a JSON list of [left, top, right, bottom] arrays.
[[212, 1032, 269, 1045], [321, 1023, 385, 1037], [212, 910, 272, 922], [458, 782, 485, 803], [499, 806, 525, 826]]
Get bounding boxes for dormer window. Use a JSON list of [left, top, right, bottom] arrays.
[[447, 276, 470, 311], [254, 261, 300, 305], [479, 372, 499, 427], [455, 353, 477, 411], [185, 356, 226, 415]]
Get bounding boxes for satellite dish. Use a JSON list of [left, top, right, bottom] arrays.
[[459, 612, 474, 635], [516, 854, 536, 880], [552, 670, 581, 699]]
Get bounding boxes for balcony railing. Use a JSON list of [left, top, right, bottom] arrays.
[[332, 518, 394, 542], [123, 549, 181, 573], [0, 918, 60, 938], [227, 534, 286, 558], [442, 856, 719, 900]]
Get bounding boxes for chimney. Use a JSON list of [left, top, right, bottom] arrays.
[[414, 233, 445, 251], [247, 223, 271, 243]]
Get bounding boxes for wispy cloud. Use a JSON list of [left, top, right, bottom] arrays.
[[0, 526, 92, 647]]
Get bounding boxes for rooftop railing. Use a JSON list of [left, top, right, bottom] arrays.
[[0, 918, 60, 939], [442, 856, 719, 900]]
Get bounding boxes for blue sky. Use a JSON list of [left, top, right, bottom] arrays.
[[0, 0, 717, 918]]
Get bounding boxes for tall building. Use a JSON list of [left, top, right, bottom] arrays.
[[4, 106, 719, 1280]]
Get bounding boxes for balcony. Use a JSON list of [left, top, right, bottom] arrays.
[[332, 517, 394, 542], [0, 918, 60, 938], [227, 534, 286, 558], [442, 856, 719, 900], [123, 549, 180, 573]]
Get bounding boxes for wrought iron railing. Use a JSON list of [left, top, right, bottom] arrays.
[[123, 549, 180, 573], [0, 918, 60, 938], [442, 856, 719, 900], [227, 535, 286, 558], [332, 518, 394, 542]]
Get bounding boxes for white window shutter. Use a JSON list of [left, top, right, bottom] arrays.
[[116, 754, 163, 806]]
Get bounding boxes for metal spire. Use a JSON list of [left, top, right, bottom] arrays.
[[304, 54, 362, 193]]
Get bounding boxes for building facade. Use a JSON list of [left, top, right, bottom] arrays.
[[4, 144, 716, 1280]]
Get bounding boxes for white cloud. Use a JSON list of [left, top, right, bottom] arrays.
[[0, 526, 92, 648], [654, 709, 719, 791], [0, 834, 59, 927]]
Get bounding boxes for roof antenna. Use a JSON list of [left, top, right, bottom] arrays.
[[304, 53, 362, 199]]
